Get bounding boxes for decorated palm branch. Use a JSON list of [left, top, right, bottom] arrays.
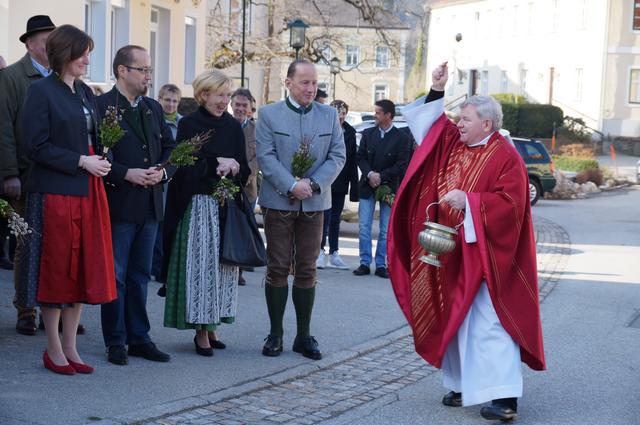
[[155, 130, 213, 171], [0, 199, 32, 239], [212, 176, 240, 207], [375, 184, 395, 206], [99, 105, 126, 159], [291, 136, 315, 179]]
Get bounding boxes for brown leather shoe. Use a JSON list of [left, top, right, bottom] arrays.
[[16, 310, 37, 336]]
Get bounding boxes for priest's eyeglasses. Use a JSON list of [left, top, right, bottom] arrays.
[[125, 66, 154, 75]]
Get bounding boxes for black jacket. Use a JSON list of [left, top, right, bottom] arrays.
[[159, 107, 250, 282], [96, 87, 176, 223], [357, 125, 411, 199], [21, 74, 100, 196], [331, 121, 359, 201]]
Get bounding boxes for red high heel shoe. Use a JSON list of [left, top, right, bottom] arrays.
[[66, 358, 94, 374], [43, 351, 75, 375]]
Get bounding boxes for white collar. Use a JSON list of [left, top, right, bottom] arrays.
[[467, 132, 494, 148]]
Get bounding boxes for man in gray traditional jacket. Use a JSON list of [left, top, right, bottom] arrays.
[[256, 59, 345, 360]]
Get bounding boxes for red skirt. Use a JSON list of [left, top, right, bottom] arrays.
[[37, 174, 116, 305]]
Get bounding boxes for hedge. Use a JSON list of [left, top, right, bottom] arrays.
[[516, 104, 564, 138], [495, 99, 563, 138], [551, 155, 599, 172]]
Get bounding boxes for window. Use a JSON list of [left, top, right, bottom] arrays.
[[184, 16, 196, 84], [500, 70, 509, 93], [524, 142, 544, 160], [375, 46, 389, 68], [578, 0, 587, 29], [634, 1, 640, 30], [512, 5, 518, 36], [110, 0, 129, 79], [317, 41, 331, 64], [345, 45, 359, 67], [374, 84, 388, 102], [519, 68, 527, 96], [575, 68, 583, 102], [229, 0, 251, 34], [629, 69, 640, 104], [480, 70, 489, 95], [527, 3, 534, 35]]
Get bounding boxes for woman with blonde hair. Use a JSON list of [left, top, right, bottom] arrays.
[[161, 69, 249, 356]]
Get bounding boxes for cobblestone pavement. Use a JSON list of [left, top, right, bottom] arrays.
[[136, 215, 570, 425]]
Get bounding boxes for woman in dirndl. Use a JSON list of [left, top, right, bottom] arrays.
[[162, 69, 249, 356], [19, 25, 117, 375]]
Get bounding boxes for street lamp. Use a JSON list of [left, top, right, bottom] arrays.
[[330, 56, 341, 100], [288, 19, 308, 59]]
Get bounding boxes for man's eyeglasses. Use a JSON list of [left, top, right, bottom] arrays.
[[125, 65, 154, 75]]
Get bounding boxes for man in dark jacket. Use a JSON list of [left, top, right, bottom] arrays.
[[353, 99, 411, 279], [97, 45, 175, 366], [0, 15, 55, 335], [317, 100, 359, 270]]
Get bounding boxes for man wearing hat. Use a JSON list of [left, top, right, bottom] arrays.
[[0, 15, 56, 335]]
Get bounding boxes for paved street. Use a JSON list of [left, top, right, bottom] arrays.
[[1, 187, 639, 425]]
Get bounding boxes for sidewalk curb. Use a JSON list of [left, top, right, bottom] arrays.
[[93, 326, 412, 425]]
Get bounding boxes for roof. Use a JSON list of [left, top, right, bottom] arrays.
[[288, 0, 410, 30]]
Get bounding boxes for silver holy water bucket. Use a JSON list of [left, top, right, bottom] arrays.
[[418, 202, 464, 267]]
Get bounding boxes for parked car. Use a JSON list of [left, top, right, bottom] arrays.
[[345, 111, 375, 126], [512, 137, 557, 205], [353, 117, 412, 147]]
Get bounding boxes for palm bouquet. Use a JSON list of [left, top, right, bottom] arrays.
[[155, 130, 213, 171], [291, 136, 315, 179], [212, 176, 240, 207], [0, 199, 32, 240], [99, 105, 126, 159], [375, 184, 395, 206]]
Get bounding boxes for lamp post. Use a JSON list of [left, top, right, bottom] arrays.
[[240, 0, 246, 87], [288, 19, 308, 59], [330, 56, 341, 100]]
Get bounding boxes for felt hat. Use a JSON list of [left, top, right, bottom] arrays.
[[19, 15, 56, 43]]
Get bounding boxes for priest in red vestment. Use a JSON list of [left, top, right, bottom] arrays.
[[388, 63, 545, 421]]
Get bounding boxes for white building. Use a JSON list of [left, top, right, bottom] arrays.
[[427, 0, 640, 138], [1, 0, 207, 98]]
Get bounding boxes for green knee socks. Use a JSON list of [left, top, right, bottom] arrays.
[[292, 286, 315, 338], [265, 284, 288, 337]]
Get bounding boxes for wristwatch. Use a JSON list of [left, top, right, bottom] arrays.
[[309, 178, 320, 193]]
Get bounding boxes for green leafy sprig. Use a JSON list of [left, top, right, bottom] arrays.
[[375, 184, 395, 206], [0, 199, 32, 239], [212, 176, 240, 207], [291, 136, 316, 179], [99, 105, 126, 158], [156, 130, 213, 171]]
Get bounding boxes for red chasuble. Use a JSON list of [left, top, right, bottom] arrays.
[[388, 114, 546, 371]]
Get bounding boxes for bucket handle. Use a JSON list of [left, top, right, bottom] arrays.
[[425, 200, 465, 230]]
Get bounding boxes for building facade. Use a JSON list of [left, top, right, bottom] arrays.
[[427, 0, 640, 138], [1, 0, 207, 97]]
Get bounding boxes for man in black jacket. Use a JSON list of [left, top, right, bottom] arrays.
[[97, 45, 175, 365], [353, 99, 411, 279]]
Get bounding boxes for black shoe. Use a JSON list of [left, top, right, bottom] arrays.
[[194, 336, 213, 357], [292, 335, 322, 360], [209, 338, 226, 349], [238, 273, 246, 286], [128, 342, 171, 362], [374, 267, 389, 278], [0, 257, 13, 270], [16, 313, 37, 336], [480, 399, 518, 421], [442, 391, 462, 407], [353, 264, 370, 276], [157, 284, 166, 297], [107, 345, 128, 365], [262, 334, 283, 357]]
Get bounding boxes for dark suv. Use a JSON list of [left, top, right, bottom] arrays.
[[512, 137, 556, 205]]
